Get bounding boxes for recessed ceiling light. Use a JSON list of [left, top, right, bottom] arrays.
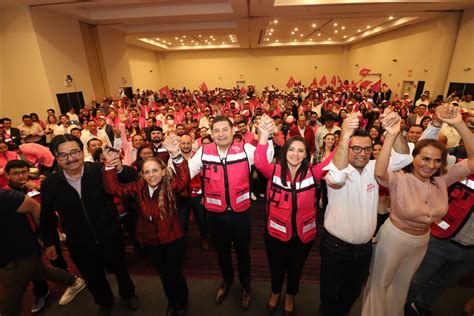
[[317, 33, 321, 36], [265, 38, 269, 41], [294, 28, 298, 31], [328, 38, 331, 41], [207, 42, 211, 45], [222, 42, 225, 44], [357, 29, 361, 33], [269, 32, 273, 36], [212, 38, 216, 41], [204, 39, 208, 42], [341, 26, 345, 30], [168, 42, 172, 45], [309, 38, 313, 41], [195, 43, 198, 45], [210, 35, 214, 38], [312, 23, 316, 28], [191, 40, 194, 43], [270, 28, 274, 32], [343, 35, 347, 39], [276, 39, 279, 42], [273, 19, 278, 23], [389, 16, 394, 20], [291, 31, 295, 35], [198, 35, 202, 37], [300, 34, 303, 37], [334, 30, 338, 33], [294, 39, 297, 42], [180, 39, 183, 42], [366, 25, 371, 29], [175, 37, 178, 40], [333, 23, 338, 27], [183, 35, 186, 38], [181, 43, 184, 46], [156, 38, 160, 40]]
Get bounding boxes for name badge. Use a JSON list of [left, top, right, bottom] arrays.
[[436, 220, 450, 230], [269, 220, 286, 233]]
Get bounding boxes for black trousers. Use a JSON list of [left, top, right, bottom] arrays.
[[179, 196, 208, 238], [319, 231, 372, 316], [32, 238, 68, 298], [145, 238, 188, 309], [264, 232, 314, 295], [67, 231, 135, 308], [207, 210, 251, 288]]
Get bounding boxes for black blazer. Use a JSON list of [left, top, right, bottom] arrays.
[[40, 162, 138, 247], [4, 127, 21, 150]]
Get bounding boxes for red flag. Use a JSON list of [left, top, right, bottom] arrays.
[[240, 86, 247, 95], [337, 75, 343, 84], [159, 85, 172, 99], [200, 82, 208, 92], [330, 75, 337, 86], [359, 80, 372, 89], [319, 75, 327, 86], [371, 79, 382, 92], [286, 76, 296, 88], [309, 77, 318, 89], [359, 67, 371, 77]]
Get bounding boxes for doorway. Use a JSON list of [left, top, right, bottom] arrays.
[[401, 81, 415, 99]]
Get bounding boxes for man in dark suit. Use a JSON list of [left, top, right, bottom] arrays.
[[373, 91, 385, 105], [97, 116, 115, 144], [289, 115, 316, 155], [407, 104, 430, 128], [1, 118, 22, 150]]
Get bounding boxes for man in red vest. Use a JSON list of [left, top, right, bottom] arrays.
[[188, 116, 274, 309]]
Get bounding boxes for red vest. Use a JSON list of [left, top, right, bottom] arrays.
[[201, 142, 251, 212], [431, 175, 473, 239], [267, 165, 317, 243]]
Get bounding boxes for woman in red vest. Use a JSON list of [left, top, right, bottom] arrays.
[[102, 135, 191, 316], [254, 115, 333, 316]]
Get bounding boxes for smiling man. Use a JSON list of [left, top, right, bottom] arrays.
[[188, 116, 274, 309], [40, 134, 139, 315]]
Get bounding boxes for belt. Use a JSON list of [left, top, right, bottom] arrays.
[[324, 231, 371, 248]]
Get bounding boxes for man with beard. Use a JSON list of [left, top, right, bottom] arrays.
[[169, 133, 209, 250], [149, 126, 170, 163], [40, 134, 139, 315]]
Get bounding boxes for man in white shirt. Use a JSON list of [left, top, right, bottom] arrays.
[[53, 115, 78, 137], [80, 120, 111, 158], [319, 113, 411, 316]]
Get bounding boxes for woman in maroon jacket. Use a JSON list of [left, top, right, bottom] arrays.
[[103, 134, 190, 316]]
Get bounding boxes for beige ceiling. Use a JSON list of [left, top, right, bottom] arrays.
[[24, 0, 474, 51]]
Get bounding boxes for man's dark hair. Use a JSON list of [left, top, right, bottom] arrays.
[[2, 117, 11, 123], [49, 134, 83, 156], [70, 127, 81, 134], [47, 108, 56, 114], [408, 124, 423, 132], [211, 116, 233, 129], [352, 129, 370, 138], [149, 126, 163, 134], [22, 115, 30, 121], [87, 137, 102, 149], [5, 159, 30, 174]]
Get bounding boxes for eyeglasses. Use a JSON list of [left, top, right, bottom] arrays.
[[56, 149, 82, 161], [349, 146, 373, 154]]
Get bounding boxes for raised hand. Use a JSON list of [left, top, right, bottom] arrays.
[[341, 112, 360, 135], [437, 104, 463, 126], [103, 146, 123, 172], [163, 133, 180, 156], [380, 107, 401, 135]]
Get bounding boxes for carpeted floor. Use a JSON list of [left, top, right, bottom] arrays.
[[20, 199, 474, 315]]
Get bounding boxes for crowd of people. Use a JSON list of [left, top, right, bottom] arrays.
[[0, 82, 473, 316]]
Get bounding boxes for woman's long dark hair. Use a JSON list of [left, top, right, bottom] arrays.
[[403, 139, 448, 184], [278, 136, 310, 184]]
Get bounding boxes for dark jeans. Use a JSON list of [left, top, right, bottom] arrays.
[[145, 238, 188, 309], [67, 231, 135, 308], [207, 210, 252, 288], [406, 236, 474, 312], [0, 254, 75, 316], [33, 235, 68, 298], [264, 232, 314, 295], [319, 231, 372, 316], [179, 196, 208, 238]]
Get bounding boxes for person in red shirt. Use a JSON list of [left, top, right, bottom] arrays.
[[289, 115, 316, 155]]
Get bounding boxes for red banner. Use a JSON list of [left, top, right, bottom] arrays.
[[287, 76, 296, 88], [319, 75, 327, 86], [359, 67, 371, 77]]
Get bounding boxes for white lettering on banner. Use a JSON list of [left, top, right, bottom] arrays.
[[302, 221, 316, 234], [206, 197, 222, 206], [436, 220, 450, 230], [269, 220, 287, 233], [236, 192, 250, 204], [202, 154, 221, 163]]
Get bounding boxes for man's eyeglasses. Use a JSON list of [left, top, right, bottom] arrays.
[[349, 146, 373, 154], [56, 149, 82, 161]]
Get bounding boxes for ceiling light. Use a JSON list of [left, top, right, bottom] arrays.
[[309, 38, 313, 41], [273, 19, 278, 23], [265, 38, 269, 41], [210, 35, 214, 38], [294, 27, 298, 31], [300, 34, 304, 37], [357, 29, 361, 33], [328, 38, 331, 41], [317, 33, 321, 36], [366, 25, 371, 29], [195, 43, 198, 45], [180, 39, 183, 42], [207, 42, 211, 45], [389, 16, 394, 20], [276, 39, 279, 42], [341, 26, 345, 30], [312, 23, 316, 28], [334, 30, 338, 33], [269, 32, 273, 36], [291, 31, 295, 35], [294, 39, 297, 42], [156, 38, 160, 40], [343, 35, 347, 39], [222, 42, 225, 44], [191, 40, 194, 43], [270, 28, 274, 32], [181, 43, 184, 46], [198, 35, 202, 37], [168, 42, 172, 45], [175, 37, 178, 40], [204, 39, 208, 42], [212, 38, 216, 41], [333, 23, 338, 27]]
